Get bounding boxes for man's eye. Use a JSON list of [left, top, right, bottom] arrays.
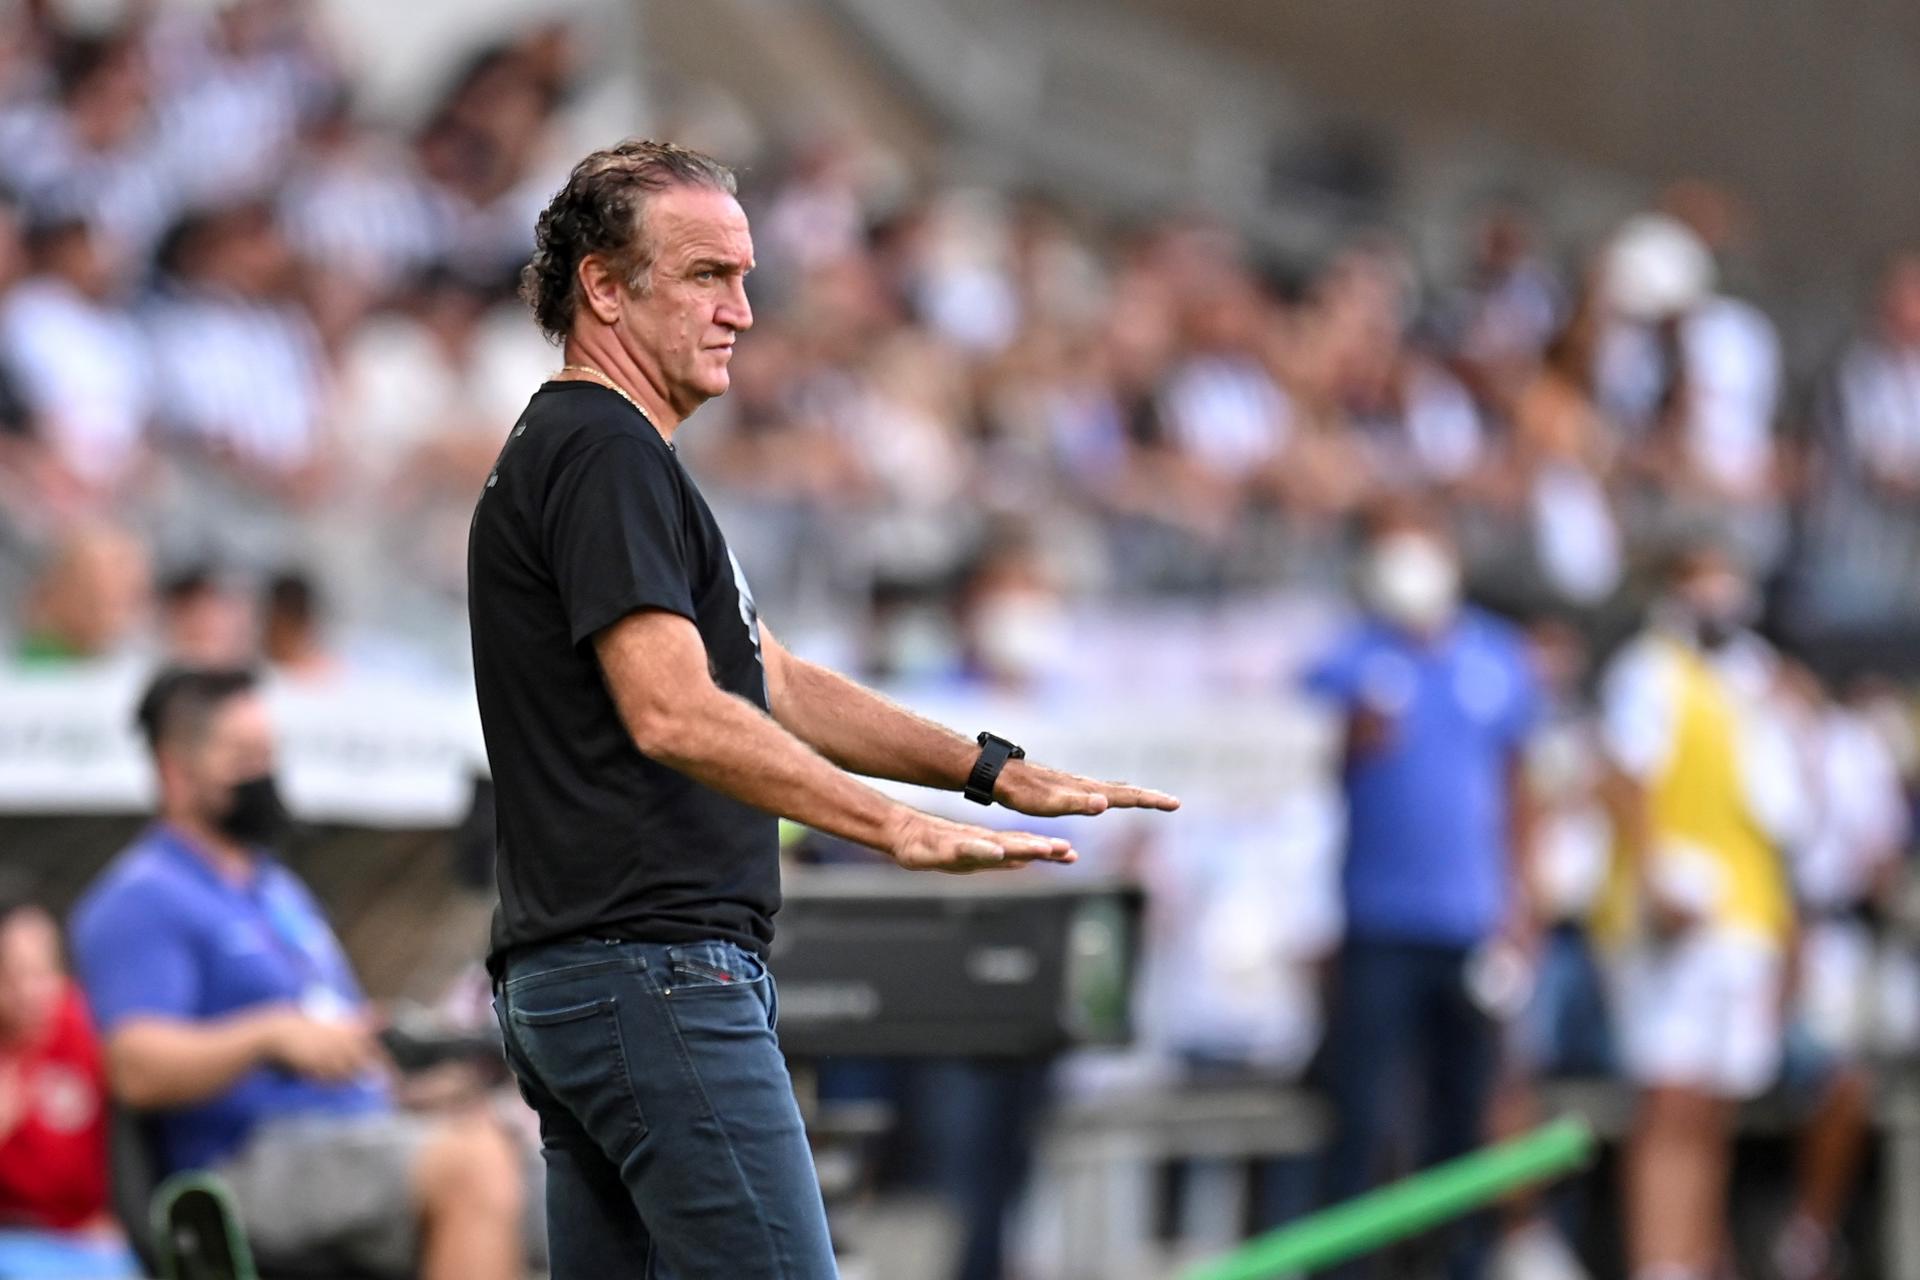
[[696, 270, 717, 282]]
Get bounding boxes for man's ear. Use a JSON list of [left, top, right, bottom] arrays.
[[576, 254, 626, 327], [152, 750, 185, 809]]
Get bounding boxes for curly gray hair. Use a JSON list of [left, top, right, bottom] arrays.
[[519, 139, 737, 343]]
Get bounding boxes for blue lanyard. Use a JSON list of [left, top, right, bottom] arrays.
[[251, 876, 341, 996]]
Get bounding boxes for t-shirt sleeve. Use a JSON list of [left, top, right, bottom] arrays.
[[71, 890, 200, 1033], [1301, 633, 1362, 706], [542, 436, 696, 645], [1498, 632, 1545, 747], [1599, 641, 1674, 782]]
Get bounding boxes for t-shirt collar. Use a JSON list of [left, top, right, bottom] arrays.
[[147, 821, 270, 892]]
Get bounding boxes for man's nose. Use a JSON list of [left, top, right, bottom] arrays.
[[719, 278, 753, 332]]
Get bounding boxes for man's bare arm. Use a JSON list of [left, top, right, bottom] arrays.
[[1599, 760, 1698, 935], [759, 627, 978, 789], [1504, 752, 1541, 937], [1599, 762, 1653, 881], [594, 611, 1075, 872], [760, 626, 1179, 819], [106, 1009, 380, 1108]]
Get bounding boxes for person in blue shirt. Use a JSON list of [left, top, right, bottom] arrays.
[[1302, 498, 1540, 1280], [69, 667, 535, 1280]]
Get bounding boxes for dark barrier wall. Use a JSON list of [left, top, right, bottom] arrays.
[[0, 818, 483, 1001]]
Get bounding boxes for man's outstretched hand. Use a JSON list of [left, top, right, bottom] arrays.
[[888, 810, 1078, 875], [992, 760, 1181, 819]]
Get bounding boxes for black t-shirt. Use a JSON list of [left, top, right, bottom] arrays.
[[468, 381, 778, 971]]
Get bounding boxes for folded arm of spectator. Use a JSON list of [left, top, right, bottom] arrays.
[[106, 1008, 382, 1110], [1505, 752, 1545, 949]]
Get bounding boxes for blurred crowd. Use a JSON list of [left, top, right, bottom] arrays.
[[0, 0, 578, 670], [5, 1, 1920, 685], [1286, 514, 1920, 1280], [5, 2, 1920, 1279]]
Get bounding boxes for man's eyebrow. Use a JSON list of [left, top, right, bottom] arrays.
[[689, 256, 752, 273]]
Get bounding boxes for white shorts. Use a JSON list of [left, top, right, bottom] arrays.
[[1611, 929, 1783, 1099], [1797, 920, 1875, 1058]]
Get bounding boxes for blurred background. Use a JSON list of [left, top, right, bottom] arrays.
[[2, 1, 1920, 1278]]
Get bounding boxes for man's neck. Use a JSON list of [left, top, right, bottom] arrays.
[[160, 814, 258, 885], [560, 333, 683, 438], [1382, 616, 1451, 649]]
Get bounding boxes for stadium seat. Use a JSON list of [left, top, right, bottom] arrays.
[[107, 1105, 168, 1276], [108, 1107, 385, 1280]]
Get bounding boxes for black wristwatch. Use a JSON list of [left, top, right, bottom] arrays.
[[965, 732, 1026, 806]]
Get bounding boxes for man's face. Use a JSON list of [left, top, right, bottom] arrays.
[[48, 227, 115, 302], [1665, 546, 1758, 651], [40, 529, 149, 657], [168, 693, 277, 827], [1674, 553, 1753, 626], [0, 910, 64, 1044], [619, 185, 754, 417], [964, 560, 1069, 688], [233, 224, 292, 299], [165, 587, 255, 667], [1361, 525, 1461, 635], [71, 49, 147, 151], [1526, 621, 1588, 705]]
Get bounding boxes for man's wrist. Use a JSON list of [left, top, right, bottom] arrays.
[[245, 1010, 284, 1066], [950, 735, 983, 791], [965, 733, 1026, 805], [990, 757, 1027, 804], [248, 1005, 300, 1064], [877, 803, 919, 860]]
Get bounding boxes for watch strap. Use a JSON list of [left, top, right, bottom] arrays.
[[965, 733, 1025, 806]]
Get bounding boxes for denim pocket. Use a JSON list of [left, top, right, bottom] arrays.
[[507, 992, 647, 1158], [502, 956, 630, 996], [664, 942, 767, 995], [514, 995, 618, 1026]]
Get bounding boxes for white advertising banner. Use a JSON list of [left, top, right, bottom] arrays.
[[0, 671, 1331, 826], [0, 670, 489, 827]]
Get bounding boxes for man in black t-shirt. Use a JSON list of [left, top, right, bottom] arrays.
[[469, 140, 1178, 1280]]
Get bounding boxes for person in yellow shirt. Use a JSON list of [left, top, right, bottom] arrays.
[[1597, 540, 1808, 1280]]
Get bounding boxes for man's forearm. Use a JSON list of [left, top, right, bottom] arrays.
[[770, 657, 977, 789], [646, 685, 918, 852], [1505, 754, 1540, 919], [1601, 765, 1655, 874], [107, 1012, 280, 1109]]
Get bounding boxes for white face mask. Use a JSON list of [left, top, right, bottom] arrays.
[[1363, 534, 1461, 632]]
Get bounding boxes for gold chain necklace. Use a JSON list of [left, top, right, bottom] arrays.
[[556, 364, 644, 416]]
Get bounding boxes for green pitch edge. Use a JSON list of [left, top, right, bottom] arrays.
[[1181, 1116, 1596, 1280]]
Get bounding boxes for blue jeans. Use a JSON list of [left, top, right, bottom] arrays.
[[1319, 938, 1497, 1280], [1519, 923, 1615, 1078], [494, 938, 837, 1280]]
